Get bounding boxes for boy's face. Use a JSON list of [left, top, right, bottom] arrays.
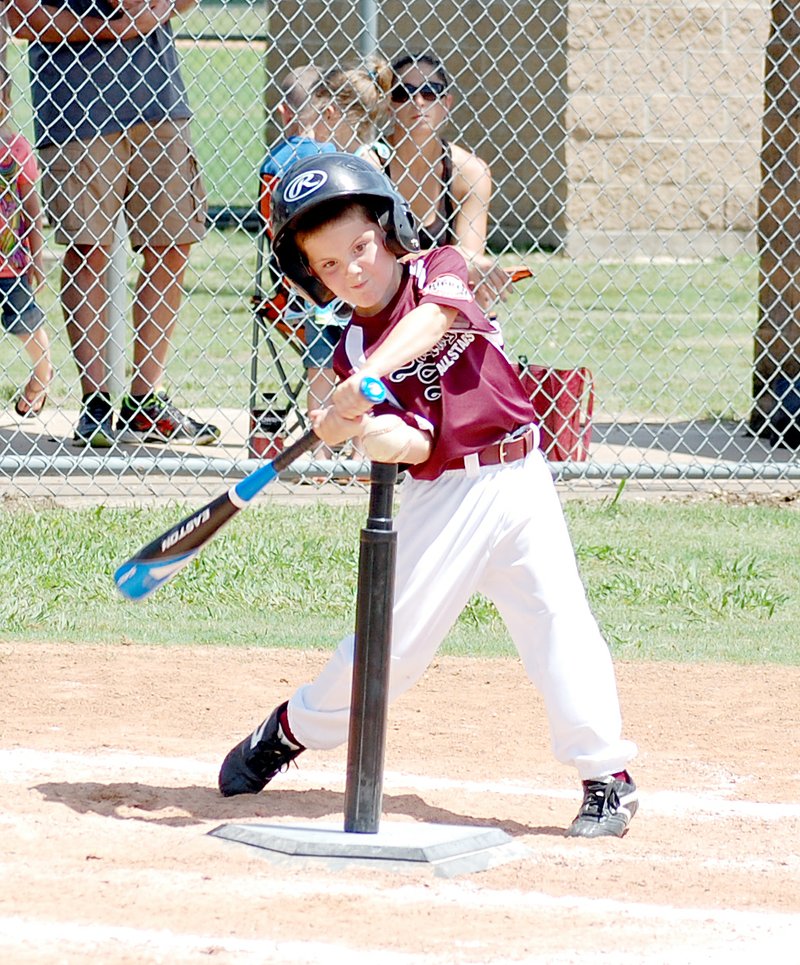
[[302, 211, 401, 314]]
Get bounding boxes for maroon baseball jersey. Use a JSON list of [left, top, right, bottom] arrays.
[[332, 246, 536, 480]]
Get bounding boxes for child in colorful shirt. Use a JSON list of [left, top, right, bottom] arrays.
[[0, 69, 51, 418]]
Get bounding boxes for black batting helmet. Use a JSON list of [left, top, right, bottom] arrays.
[[271, 152, 420, 306]]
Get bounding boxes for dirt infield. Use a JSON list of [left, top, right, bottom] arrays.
[[1, 642, 799, 963]]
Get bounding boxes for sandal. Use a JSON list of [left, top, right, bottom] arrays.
[[14, 364, 53, 418]]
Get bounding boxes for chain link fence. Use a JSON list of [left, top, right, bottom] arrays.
[[0, 0, 797, 502]]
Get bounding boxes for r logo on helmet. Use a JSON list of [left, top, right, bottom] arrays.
[[284, 170, 328, 203]]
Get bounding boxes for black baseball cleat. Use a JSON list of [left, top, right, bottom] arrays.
[[565, 772, 639, 838], [218, 701, 304, 797]]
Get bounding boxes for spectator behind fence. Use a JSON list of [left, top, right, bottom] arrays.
[[385, 50, 511, 310], [0, 59, 52, 419], [261, 64, 336, 207], [311, 61, 391, 169], [299, 60, 392, 427], [6, 0, 220, 448], [259, 66, 337, 435]]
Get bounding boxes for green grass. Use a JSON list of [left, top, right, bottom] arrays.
[[503, 254, 758, 422], [0, 224, 762, 426], [178, 0, 268, 41], [180, 44, 268, 210], [0, 497, 796, 663]]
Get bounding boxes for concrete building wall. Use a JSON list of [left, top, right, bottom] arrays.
[[267, 0, 769, 258], [566, 1, 769, 259]]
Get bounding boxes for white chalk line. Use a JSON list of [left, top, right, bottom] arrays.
[[0, 916, 451, 965], [0, 876, 798, 964], [1, 859, 798, 925], [1, 747, 797, 822]]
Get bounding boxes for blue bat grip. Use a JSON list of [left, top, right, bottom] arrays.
[[234, 462, 279, 504], [360, 376, 386, 404]]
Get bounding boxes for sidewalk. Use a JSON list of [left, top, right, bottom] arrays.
[[0, 407, 797, 506], [0, 406, 365, 507]]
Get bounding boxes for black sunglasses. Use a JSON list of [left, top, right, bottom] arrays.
[[390, 81, 448, 104]]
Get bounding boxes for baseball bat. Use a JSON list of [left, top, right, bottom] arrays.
[[114, 376, 386, 601]]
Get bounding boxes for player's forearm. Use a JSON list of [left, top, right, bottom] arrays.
[[360, 304, 456, 381], [310, 408, 365, 446], [331, 304, 456, 420]]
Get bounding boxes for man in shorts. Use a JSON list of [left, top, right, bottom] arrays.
[[7, 0, 220, 447]]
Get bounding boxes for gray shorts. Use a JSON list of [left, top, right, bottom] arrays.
[[39, 119, 208, 250], [0, 276, 45, 335]]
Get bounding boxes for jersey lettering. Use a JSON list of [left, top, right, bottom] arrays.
[[422, 273, 472, 302], [390, 331, 475, 403], [436, 332, 475, 376]]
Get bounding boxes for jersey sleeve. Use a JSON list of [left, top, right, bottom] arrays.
[[413, 247, 499, 335]]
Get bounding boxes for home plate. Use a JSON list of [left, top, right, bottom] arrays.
[[209, 821, 528, 878]]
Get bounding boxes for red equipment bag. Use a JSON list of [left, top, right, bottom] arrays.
[[516, 359, 594, 462]]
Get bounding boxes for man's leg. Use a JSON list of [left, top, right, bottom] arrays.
[[39, 133, 128, 447], [118, 121, 218, 445], [116, 242, 219, 445], [63, 244, 117, 447], [62, 244, 112, 396], [130, 243, 189, 395]]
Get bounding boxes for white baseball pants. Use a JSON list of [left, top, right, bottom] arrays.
[[287, 449, 637, 780]]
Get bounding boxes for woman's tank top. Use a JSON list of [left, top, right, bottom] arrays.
[[385, 140, 456, 249]]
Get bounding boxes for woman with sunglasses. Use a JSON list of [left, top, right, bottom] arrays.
[[385, 51, 511, 309]]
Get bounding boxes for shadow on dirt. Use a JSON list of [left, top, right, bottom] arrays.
[[32, 780, 565, 837]]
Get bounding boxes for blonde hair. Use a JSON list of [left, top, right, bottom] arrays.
[[312, 58, 393, 145]]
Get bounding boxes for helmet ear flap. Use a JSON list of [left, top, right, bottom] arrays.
[[391, 197, 420, 255], [294, 249, 336, 306], [378, 197, 420, 257], [273, 234, 336, 307]]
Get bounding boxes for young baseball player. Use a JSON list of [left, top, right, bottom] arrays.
[[219, 154, 639, 837]]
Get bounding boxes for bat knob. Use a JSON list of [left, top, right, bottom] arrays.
[[359, 376, 386, 404]]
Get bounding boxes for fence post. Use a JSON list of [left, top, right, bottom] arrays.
[[358, 0, 377, 57], [105, 213, 128, 401]]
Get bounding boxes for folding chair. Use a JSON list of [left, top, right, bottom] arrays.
[[248, 166, 310, 457]]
